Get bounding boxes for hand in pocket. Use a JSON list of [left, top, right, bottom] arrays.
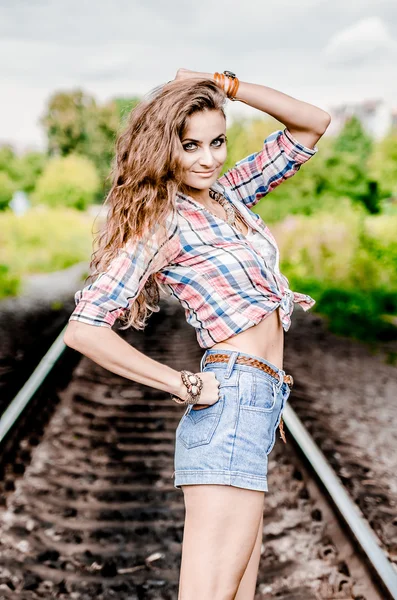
[[191, 371, 220, 410]]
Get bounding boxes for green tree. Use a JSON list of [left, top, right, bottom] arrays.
[[334, 115, 373, 161], [32, 154, 100, 211], [41, 90, 92, 156], [368, 131, 397, 200], [330, 116, 380, 213], [40, 91, 142, 196]]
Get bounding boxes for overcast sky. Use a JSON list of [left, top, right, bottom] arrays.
[[1, 0, 397, 151]]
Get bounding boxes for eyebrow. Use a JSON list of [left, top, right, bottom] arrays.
[[182, 133, 226, 143]]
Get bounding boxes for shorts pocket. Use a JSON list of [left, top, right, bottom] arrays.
[[178, 392, 225, 449], [239, 370, 277, 412], [236, 371, 289, 456]]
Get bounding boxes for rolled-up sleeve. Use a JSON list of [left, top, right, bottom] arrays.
[[218, 128, 318, 209], [69, 217, 181, 328]]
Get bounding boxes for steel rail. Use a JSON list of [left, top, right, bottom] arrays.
[[0, 325, 67, 444], [1, 329, 397, 597], [283, 403, 397, 599]]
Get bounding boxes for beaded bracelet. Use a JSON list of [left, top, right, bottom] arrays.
[[170, 370, 203, 406]]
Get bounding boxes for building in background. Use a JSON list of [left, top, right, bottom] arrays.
[[328, 99, 396, 139], [391, 108, 397, 130]]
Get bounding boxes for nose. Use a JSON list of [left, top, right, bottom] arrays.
[[198, 146, 216, 168]]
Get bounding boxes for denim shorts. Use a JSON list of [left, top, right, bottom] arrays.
[[173, 348, 291, 492]]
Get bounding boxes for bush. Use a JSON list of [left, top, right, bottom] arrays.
[[315, 287, 396, 342], [0, 206, 94, 299], [17, 151, 48, 194], [271, 204, 397, 342], [0, 264, 20, 298], [0, 171, 16, 210], [32, 154, 100, 210], [0, 145, 48, 208]]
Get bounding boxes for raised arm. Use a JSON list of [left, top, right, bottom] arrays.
[[226, 77, 331, 149], [176, 69, 331, 209], [218, 77, 331, 208]]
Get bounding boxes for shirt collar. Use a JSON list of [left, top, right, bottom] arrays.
[[175, 180, 225, 208], [175, 179, 262, 234]]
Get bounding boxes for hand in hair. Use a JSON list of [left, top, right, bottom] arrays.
[[174, 68, 214, 81]]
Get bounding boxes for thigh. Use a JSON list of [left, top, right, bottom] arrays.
[[178, 484, 265, 600], [234, 511, 263, 600]]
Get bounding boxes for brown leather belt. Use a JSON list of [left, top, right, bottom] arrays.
[[203, 353, 294, 388]]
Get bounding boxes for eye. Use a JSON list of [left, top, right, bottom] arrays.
[[212, 137, 226, 147], [182, 137, 226, 152], [183, 142, 197, 151]]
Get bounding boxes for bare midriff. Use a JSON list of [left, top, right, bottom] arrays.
[[210, 306, 284, 371]]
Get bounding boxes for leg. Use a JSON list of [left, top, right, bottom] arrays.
[[234, 509, 263, 600], [178, 484, 265, 600]]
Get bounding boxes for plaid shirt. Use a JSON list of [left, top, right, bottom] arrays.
[[69, 127, 318, 348]]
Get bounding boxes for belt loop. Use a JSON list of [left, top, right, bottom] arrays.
[[224, 351, 239, 379], [276, 368, 285, 392], [200, 350, 208, 372]]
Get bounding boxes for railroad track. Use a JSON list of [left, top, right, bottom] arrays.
[[1, 300, 396, 599]]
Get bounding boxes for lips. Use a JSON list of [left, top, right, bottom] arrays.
[[194, 169, 216, 177]]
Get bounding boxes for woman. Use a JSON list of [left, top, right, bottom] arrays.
[[64, 69, 330, 599]]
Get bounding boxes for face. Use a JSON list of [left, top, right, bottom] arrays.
[[179, 110, 227, 194]]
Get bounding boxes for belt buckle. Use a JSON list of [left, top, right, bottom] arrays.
[[284, 374, 294, 388]]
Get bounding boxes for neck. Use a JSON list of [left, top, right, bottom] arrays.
[[181, 185, 212, 205]]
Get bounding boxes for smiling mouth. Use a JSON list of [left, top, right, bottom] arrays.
[[194, 169, 216, 176]]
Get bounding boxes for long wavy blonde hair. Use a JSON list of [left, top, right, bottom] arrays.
[[88, 77, 227, 331]]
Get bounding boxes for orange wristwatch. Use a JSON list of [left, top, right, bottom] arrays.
[[214, 70, 240, 101], [214, 70, 248, 104]]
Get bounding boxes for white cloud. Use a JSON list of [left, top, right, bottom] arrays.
[[324, 17, 397, 66]]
